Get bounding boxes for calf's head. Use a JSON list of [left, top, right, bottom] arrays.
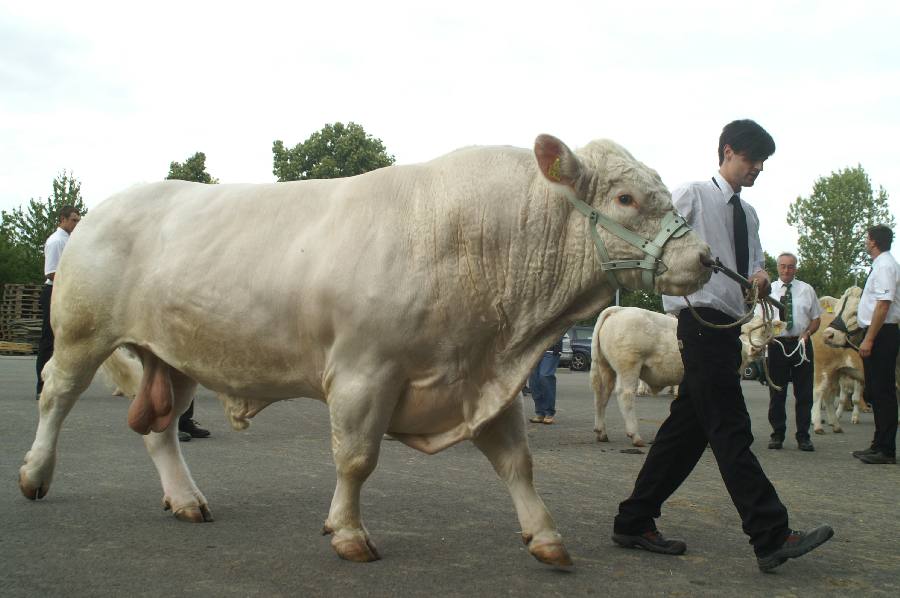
[[823, 286, 863, 348]]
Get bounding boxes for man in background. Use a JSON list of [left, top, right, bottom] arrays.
[[36, 206, 81, 399]]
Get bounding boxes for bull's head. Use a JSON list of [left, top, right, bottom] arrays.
[[533, 134, 711, 296], [822, 286, 864, 349]]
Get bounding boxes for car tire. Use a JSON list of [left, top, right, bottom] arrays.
[[570, 353, 589, 372]]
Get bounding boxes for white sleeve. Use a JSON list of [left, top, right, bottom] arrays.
[[44, 236, 65, 276]]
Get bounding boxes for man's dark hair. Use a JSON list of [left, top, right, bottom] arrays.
[[718, 119, 776, 165], [58, 205, 79, 221], [868, 224, 894, 251]]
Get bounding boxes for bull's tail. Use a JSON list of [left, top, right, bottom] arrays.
[[590, 305, 624, 367], [98, 346, 143, 399]]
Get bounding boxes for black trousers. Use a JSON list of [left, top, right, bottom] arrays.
[[35, 284, 54, 395], [615, 308, 789, 555], [766, 338, 814, 442], [861, 323, 899, 457]]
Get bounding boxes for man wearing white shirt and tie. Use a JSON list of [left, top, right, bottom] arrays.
[[36, 206, 81, 400], [765, 253, 822, 451], [853, 224, 900, 464]]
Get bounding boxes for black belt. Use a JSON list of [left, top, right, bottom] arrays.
[[774, 336, 800, 342]]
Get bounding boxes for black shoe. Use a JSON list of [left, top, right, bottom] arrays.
[[612, 530, 687, 555], [798, 440, 815, 452], [179, 419, 210, 438], [178, 431, 192, 442], [852, 447, 877, 459], [858, 452, 896, 464], [768, 439, 783, 450], [757, 525, 834, 572]]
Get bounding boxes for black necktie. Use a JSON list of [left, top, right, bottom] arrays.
[[783, 283, 794, 329], [729, 194, 749, 279]]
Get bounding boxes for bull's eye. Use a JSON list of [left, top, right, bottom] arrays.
[[617, 194, 633, 205]]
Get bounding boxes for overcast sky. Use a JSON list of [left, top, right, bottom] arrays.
[[2, 0, 898, 258]]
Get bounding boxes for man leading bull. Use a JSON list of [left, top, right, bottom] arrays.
[[611, 119, 833, 572]]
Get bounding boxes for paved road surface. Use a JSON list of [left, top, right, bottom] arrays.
[[2, 356, 898, 596]]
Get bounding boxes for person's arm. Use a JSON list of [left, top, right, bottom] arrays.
[[745, 204, 769, 297], [44, 236, 64, 282], [860, 300, 890, 358], [801, 317, 820, 343]]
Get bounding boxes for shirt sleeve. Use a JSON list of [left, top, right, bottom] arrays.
[[44, 236, 65, 276], [870, 262, 897, 302], [806, 285, 823, 319], [744, 203, 764, 275], [671, 184, 696, 225]]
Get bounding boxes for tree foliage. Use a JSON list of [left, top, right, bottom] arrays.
[[0, 171, 87, 285], [166, 152, 218, 184], [619, 289, 664, 313], [787, 165, 894, 297], [272, 122, 395, 181]]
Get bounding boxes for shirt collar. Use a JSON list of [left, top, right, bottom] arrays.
[[56, 227, 70, 238], [712, 173, 737, 204]]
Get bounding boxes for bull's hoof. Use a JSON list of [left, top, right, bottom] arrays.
[[814, 428, 826, 435], [167, 500, 214, 522], [528, 538, 574, 569], [331, 531, 381, 562], [632, 438, 647, 448], [18, 470, 48, 500], [833, 427, 844, 434], [595, 432, 609, 442]]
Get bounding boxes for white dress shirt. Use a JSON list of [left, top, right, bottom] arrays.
[[43, 227, 70, 285], [769, 279, 822, 337], [663, 173, 764, 319], [859, 251, 900, 326]]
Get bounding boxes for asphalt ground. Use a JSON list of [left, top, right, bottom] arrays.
[[2, 355, 898, 597]]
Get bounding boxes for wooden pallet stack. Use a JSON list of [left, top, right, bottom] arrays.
[[0, 284, 44, 355]]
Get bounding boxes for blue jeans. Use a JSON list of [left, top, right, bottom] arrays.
[[529, 352, 560, 417]]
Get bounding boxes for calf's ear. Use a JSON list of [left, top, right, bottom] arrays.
[[534, 134, 582, 188]]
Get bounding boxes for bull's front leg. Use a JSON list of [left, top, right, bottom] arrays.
[[322, 373, 397, 563], [472, 400, 572, 568]]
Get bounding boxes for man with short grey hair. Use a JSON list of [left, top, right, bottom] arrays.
[[765, 252, 821, 451]]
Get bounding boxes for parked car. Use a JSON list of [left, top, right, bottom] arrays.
[[567, 325, 594, 371], [559, 333, 573, 367]]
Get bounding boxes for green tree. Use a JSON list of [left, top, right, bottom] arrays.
[[787, 165, 894, 297], [0, 171, 87, 285], [272, 121, 395, 181], [619, 289, 664, 313], [167, 152, 218, 183]]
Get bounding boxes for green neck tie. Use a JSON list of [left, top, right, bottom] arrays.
[[783, 283, 793, 330]]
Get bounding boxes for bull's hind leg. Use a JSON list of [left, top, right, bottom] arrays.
[[322, 371, 398, 562], [141, 368, 212, 523], [472, 399, 572, 568], [19, 340, 112, 500]]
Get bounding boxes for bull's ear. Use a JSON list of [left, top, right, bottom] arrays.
[[534, 134, 581, 188]]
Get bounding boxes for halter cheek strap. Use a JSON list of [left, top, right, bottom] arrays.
[[560, 188, 691, 292]]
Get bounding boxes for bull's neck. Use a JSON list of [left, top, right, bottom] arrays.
[[486, 186, 615, 352]]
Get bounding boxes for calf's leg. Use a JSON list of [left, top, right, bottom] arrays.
[[472, 400, 572, 567], [591, 359, 615, 442]]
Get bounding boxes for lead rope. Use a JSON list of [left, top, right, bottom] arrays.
[[682, 281, 784, 391]]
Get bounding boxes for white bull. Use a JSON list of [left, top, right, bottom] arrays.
[[590, 306, 775, 446], [19, 135, 710, 567]]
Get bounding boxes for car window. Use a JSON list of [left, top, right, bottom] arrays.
[[572, 328, 592, 340]]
